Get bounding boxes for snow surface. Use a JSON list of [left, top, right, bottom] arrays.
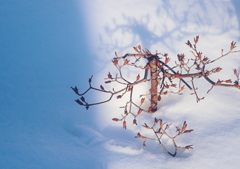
[[0, 0, 240, 169]]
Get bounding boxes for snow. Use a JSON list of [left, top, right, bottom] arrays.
[[0, 0, 240, 169]]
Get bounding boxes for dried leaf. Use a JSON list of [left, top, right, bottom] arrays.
[[117, 95, 122, 99], [141, 98, 145, 104], [158, 95, 161, 101]]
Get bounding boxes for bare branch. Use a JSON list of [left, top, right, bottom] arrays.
[[72, 36, 239, 156]]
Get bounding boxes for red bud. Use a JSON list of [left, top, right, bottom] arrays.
[[112, 59, 118, 66], [137, 109, 143, 115], [182, 121, 187, 132], [183, 129, 194, 133], [137, 45, 142, 51], [179, 86, 185, 92], [215, 67, 222, 72], [108, 72, 112, 79], [233, 69, 238, 76], [112, 118, 120, 122], [136, 74, 140, 81], [123, 121, 127, 129], [133, 119, 137, 125], [123, 59, 129, 66], [133, 46, 140, 53], [225, 79, 232, 83], [165, 57, 170, 64], [185, 145, 193, 149], [105, 81, 112, 84]]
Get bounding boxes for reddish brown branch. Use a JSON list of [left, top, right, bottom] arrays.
[[72, 36, 239, 156], [136, 118, 193, 157]]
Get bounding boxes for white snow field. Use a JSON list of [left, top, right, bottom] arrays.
[[0, 0, 240, 169]]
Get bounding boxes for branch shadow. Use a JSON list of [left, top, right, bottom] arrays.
[[232, 0, 240, 40], [101, 0, 239, 56]]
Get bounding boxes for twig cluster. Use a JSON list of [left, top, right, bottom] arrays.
[[72, 36, 239, 156], [135, 118, 193, 157]]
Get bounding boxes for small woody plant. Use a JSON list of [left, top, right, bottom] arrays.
[[72, 36, 240, 157]]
